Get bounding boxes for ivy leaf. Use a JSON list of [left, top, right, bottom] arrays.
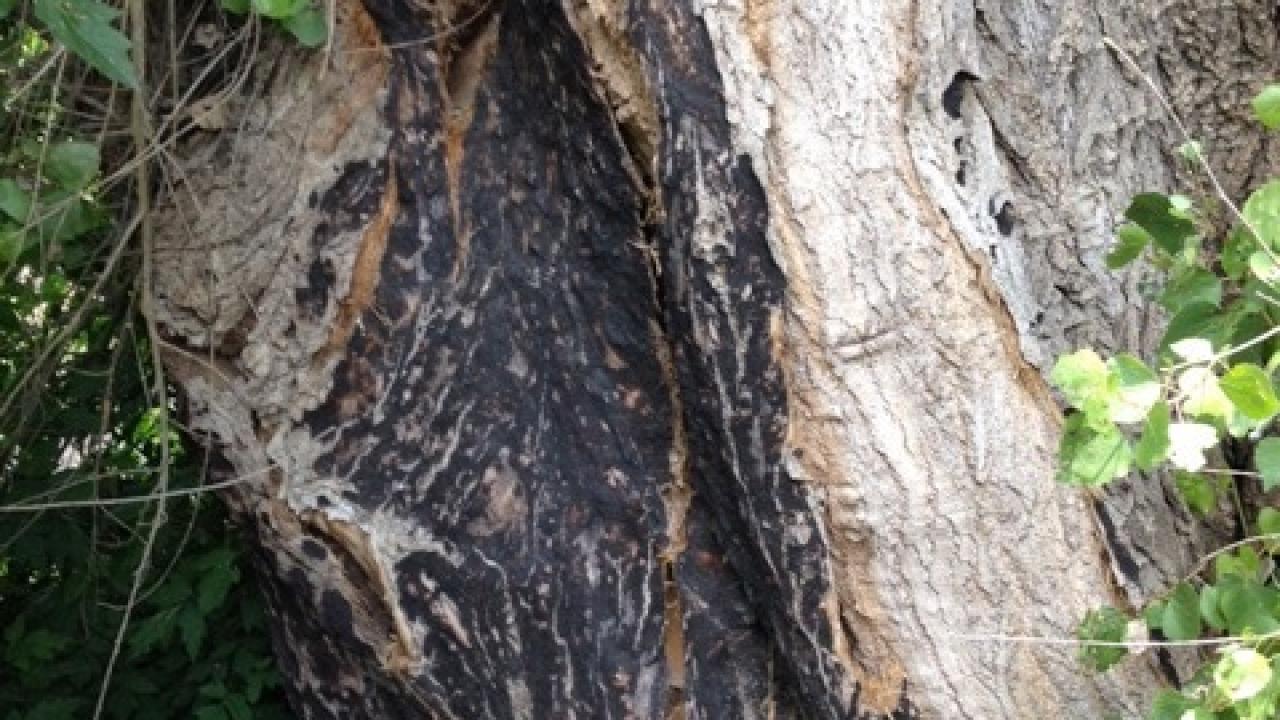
[[1243, 179, 1280, 253], [1125, 192, 1198, 255], [1219, 363, 1280, 420], [220, 0, 251, 13], [1258, 507, 1280, 537], [1161, 582, 1202, 641], [1254, 84, 1280, 130], [1162, 304, 1223, 354], [1149, 691, 1198, 720], [1177, 367, 1233, 422], [1076, 606, 1128, 672], [1174, 471, 1215, 515], [1256, 437, 1280, 491], [251, 0, 307, 19], [1109, 354, 1161, 423], [1057, 414, 1132, 487], [1051, 349, 1112, 423], [1160, 266, 1222, 313], [1167, 422, 1219, 472], [1218, 548, 1264, 583], [43, 141, 100, 190], [1201, 584, 1227, 631], [33, 0, 139, 89], [1106, 223, 1150, 269], [1219, 579, 1280, 635], [1215, 647, 1273, 702], [283, 6, 328, 47], [1135, 400, 1171, 470]]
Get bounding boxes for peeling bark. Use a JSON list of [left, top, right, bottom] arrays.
[[154, 0, 1280, 718]]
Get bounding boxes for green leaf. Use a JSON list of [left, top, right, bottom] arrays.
[[1201, 584, 1227, 631], [1218, 548, 1263, 583], [1219, 579, 1280, 635], [1256, 437, 1280, 491], [195, 707, 229, 720], [223, 695, 253, 720], [197, 559, 236, 612], [33, 0, 139, 89], [1220, 363, 1280, 420], [0, 179, 30, 222], [1076, 606, 1128, 672], [1143, 599, 1166, 630], [1258, 507, 1280, 537], [127, 609, 176, 659], [1108, 354, 1161, 423], [251, 0, 307, 19], [1125, 192, 1198, 255], [1051, 349, 1112, 419], [1160, 266, 1222, 313], [1223, 228, 1255, 280], [26, 699, 83, 720], [1161, 582, 1202, 641], [1174, 471, 1215, 515], [220, 0, 251, 12], [0, 226, 25, 267], [1254, 84, 1280, 130], [283, 6, 327, 47], [1057, 414, 1132, 487], [0, 0, 17, 20], [43, 141, 100, 190], [1135, 400, 1171, 470], [1250, 251, 1280, 284], [1244, 179, 1280, 253], [1161, 304, 1223, 353], [1149, 690, 1197, 720], [1107, 223, 1150, 269], [179, 605, 206, 660], [1177, 368, 1233, 422]]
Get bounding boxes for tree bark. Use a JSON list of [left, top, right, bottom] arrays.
[[153, 0, 1280, 717]]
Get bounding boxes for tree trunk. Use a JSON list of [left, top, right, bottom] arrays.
[[153, 0, 1280, 717]]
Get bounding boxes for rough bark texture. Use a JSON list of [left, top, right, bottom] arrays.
[[153, 0, 1280, 718]]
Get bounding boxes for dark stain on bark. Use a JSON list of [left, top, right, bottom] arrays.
[[239, 1, 908, 718]]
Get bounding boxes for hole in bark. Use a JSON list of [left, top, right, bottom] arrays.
[[942, 71, 978, 119], [992, 199, 1014, 235]]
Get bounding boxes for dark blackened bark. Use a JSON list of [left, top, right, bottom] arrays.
[[189, 1, 864, 718]]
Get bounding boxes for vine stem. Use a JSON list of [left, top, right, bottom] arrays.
[[1103, 37, 1280, 266], [948, 629, 1280, 650], [93, 1, 168, 716]]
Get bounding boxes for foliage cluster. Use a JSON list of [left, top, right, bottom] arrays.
[[0, 1, 320, 717], [1055, 84, 1280, 719]]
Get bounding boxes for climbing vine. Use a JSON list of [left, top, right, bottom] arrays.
[[1056, 82, 1280, 719], [0, 1, 326, 717]]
